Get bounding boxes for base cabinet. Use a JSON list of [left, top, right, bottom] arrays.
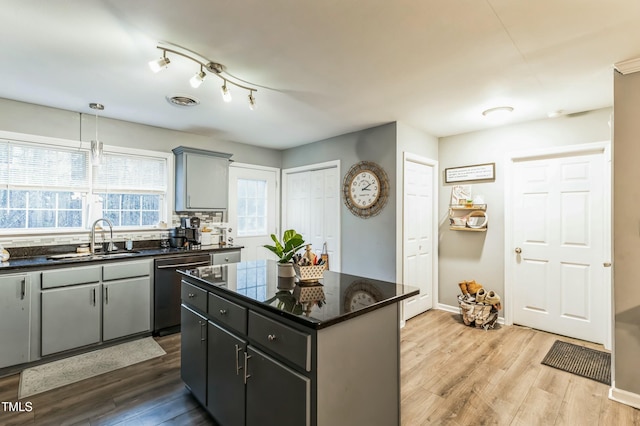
[[207, 321, 246, 426], [0, 273, 31, 368], [41, 283, 101, 356], [103, 276, 151, 341], [245, 346, 311, 426], [181, 305, 207, 406]]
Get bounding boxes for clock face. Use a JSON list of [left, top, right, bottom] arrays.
[[343, 280, 385, 313], [350, 290, 376, 311], [342, 161, 389, 218], [349, 170, 380, 208]]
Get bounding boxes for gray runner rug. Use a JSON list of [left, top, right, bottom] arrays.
[[19, 337, 166, 398], [541, 340, 611, 385]]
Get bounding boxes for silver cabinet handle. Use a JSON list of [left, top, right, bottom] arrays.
[[188, 293, 195, 298], [243, 352, 252, 384], [225, 257, 229, 262], [200, 321, 206, 342], [235, 345, 242, 375], [219, 309, 227, 315], [267, 334, 277, 342], [515, 247, 522, 254], [20, 278, 26, 300]]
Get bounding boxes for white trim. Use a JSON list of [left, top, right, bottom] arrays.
[[400, 152, 439, 319], [229, 162, 281, 237], [282, 160, 340, 175], [503, 141, 612, 346], [609, 383, 640, 410], [614, 57, 640, 75]]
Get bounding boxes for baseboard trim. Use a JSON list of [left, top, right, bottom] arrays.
[[609, 382, 640, 409]]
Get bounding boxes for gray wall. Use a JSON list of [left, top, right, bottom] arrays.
[[282, 123, 398, 282], [0, 98, 281, 168], [438, 107, 612, 308], [613, 71, 640, 394]]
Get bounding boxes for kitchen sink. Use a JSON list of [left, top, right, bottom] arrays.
[[47, 251, 140, 261]]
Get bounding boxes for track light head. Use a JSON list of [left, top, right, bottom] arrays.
[[221, 81, 232, 103], [248, 92, 256, 110], [189, 68, 206, 88], [148, 52, 170, 73]]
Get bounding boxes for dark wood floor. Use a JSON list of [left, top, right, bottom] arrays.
[[0, 310, 638, 425]]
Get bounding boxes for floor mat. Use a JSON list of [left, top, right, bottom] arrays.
[[541, 340, 611, 385], [19, 337, 166, 398]]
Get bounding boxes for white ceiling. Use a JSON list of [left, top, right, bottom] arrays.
[[1, 0, 639, 150]]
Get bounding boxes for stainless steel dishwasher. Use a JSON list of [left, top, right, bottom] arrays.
[[154, 254, 211, 335]]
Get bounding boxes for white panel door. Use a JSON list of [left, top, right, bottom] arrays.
[[512, 153, 605, 343], [228, 165, 278, 262], [403, 157, 435, 320]]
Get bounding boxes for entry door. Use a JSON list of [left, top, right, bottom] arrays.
[[511, 151, 606, 343], [403, 154, 436, 320], [228, 165, 278, 262]]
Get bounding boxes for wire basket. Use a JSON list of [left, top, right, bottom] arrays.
[[293, 264, 326, 283]]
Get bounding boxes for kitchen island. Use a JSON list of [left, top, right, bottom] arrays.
[[179, 260, 418, 426]]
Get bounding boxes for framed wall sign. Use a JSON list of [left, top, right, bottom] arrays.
[[444, 163, 495, 183]]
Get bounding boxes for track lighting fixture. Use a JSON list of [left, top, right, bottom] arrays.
[[189, 66, 206, 88], [221, 80, 232, 102], [149, 42, 258, 109]]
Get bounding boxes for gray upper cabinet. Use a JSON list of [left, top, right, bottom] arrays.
[[173, 146, 232, 212], [0, 273, 31, 368]]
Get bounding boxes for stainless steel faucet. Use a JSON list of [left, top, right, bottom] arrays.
[[90, 218, 114, 254]]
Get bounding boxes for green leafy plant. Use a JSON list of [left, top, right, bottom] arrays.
[[263, 229, 305, 263]]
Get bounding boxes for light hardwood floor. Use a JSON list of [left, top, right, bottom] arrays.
[[0, 309, 638, 425]]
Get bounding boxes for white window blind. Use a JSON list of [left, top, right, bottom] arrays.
[[93, 152, 167, 193], [0, 140, 89, 189]]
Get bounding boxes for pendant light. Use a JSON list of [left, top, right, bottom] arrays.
[[89, 103, 104, 166]]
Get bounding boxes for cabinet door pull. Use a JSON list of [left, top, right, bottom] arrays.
[[188, 293, 195, 298], [243, 352, 252, 384], [20, 278, 26, 300], [267, 334, 277, 342], [200, 321, 206, 342], [219, 309, 227, 315], [92, 288, 96, 305], [105, 286, 109, 304], [235, 345, 243, 375]]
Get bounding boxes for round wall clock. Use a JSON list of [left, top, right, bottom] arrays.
[[342, 161, 389, 218]]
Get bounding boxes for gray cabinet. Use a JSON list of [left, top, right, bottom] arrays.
[[211, 249, 241, 265], [41, 282, 101, 355], [173, 146, 232, 211], [0, 273, 31, 368], [207, 321, 246, 426], [181, 305, 208, 406], [102, 260, 151, 341]]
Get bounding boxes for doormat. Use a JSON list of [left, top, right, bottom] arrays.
[[18, 337, 166, 399], [541, 340, 611, 385]]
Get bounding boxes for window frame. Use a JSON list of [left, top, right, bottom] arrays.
[[0, 130, 173, 237]]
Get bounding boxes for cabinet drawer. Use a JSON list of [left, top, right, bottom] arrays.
[[248, 311, 311, 372], [181, 281, 208, 312], [103, 259, 150, 281], [208, 292, 247, 334], [41, 265, 101, 289], [212, 251, 241, 265]]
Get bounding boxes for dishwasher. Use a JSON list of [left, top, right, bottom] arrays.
[[154, 254, 211, 335]]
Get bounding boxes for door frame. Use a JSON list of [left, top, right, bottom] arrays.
[[399, 152, 439, 322], [282, 160, 341, 272], [503, 141, 612, 349]]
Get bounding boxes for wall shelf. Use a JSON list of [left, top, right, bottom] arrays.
[[448, 204, 488, 231]]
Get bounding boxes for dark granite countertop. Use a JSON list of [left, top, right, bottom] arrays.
[[0, 244, 243, 272], [179, 259, 419, 330]]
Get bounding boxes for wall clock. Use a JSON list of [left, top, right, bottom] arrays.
[[342, 161, 389, 218], [343, 280, 385, 312]]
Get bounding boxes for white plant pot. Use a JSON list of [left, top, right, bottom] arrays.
[[277, 262, 295, 278]]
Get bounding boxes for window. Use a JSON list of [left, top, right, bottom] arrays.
[[0, 136, 168, 233], [237, 178, 268, 237]]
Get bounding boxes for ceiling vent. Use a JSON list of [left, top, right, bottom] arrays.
[[166, 95, 200, 107]]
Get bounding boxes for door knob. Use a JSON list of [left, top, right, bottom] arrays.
[[515, 247, 522, 254]]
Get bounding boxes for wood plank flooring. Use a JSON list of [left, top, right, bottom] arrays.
[[0, 309, 638, 425]]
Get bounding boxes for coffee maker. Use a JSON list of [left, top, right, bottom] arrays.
[[170, 216, 201, 249]]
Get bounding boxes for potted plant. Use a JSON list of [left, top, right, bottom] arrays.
[[263, 229, 305, 277]]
